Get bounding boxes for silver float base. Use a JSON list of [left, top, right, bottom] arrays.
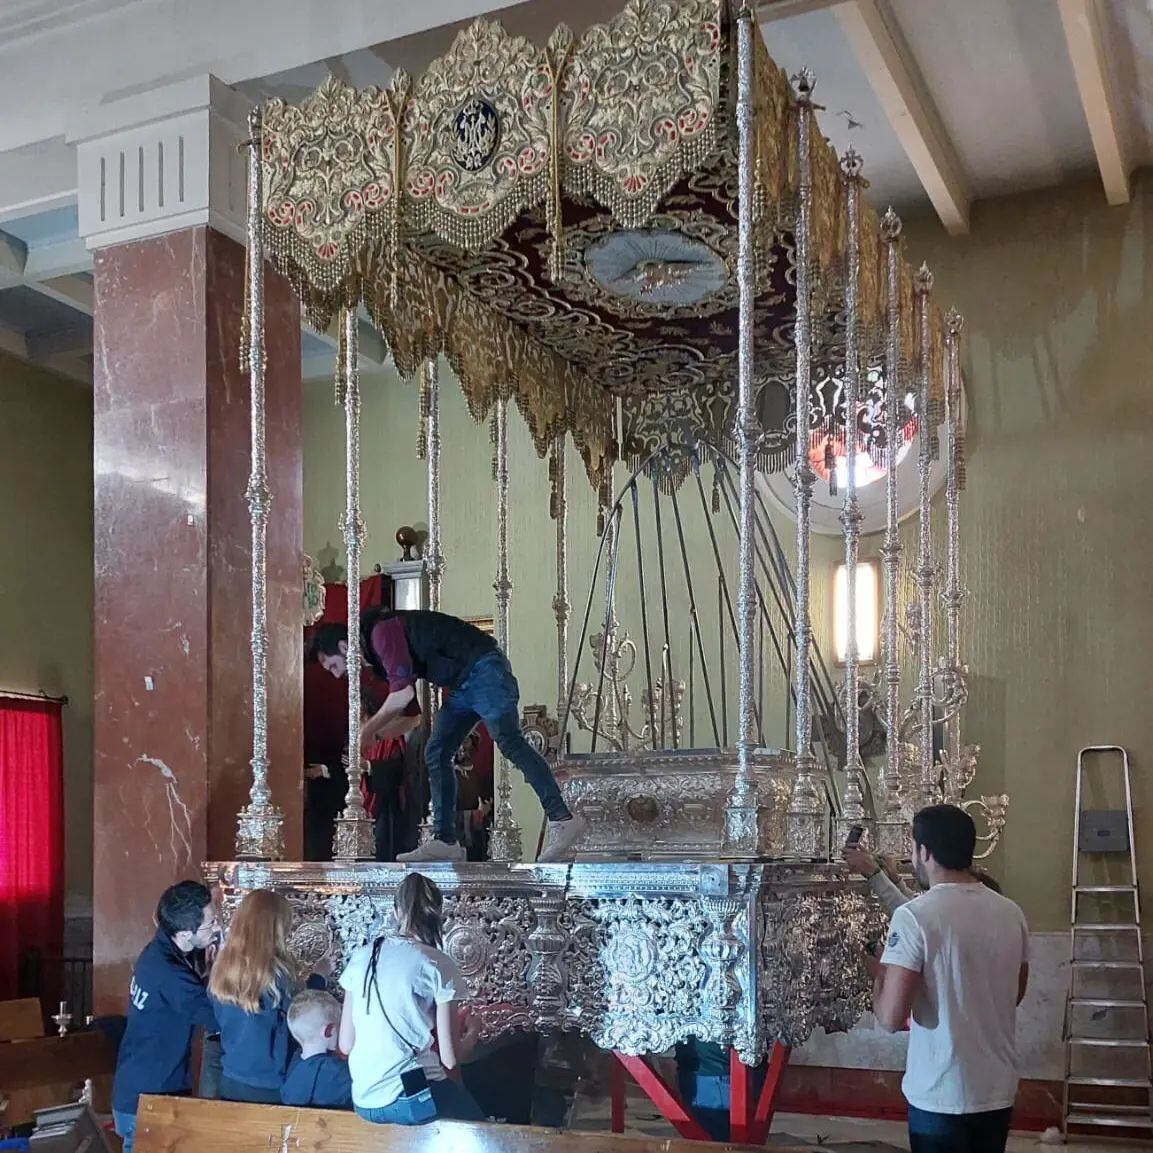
[[209, 858, 885, 1064]]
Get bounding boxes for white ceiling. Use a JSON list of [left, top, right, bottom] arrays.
[[1, 0, 1151, 383]]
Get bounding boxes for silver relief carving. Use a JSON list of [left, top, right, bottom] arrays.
[[210, 860, 879, 1066], [556, 749, 793, 860]]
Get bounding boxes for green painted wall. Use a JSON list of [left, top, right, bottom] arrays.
[[893, 174, 1153, 930], [0, 354, 94, 902]]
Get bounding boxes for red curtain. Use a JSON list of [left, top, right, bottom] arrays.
[[0, 697, 64, 998]]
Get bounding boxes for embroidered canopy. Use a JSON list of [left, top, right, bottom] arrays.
[[258, 0, 940, 491]]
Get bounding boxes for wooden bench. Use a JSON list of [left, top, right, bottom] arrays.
[[0, 1031, 115, 1128], [0, 999, 44, 1043], [134, 1095, 798, 1153]]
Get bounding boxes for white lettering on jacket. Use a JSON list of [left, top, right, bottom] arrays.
[[129, 976, 149, 1011]]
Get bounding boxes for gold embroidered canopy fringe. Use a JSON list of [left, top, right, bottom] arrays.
[[257, 0, 944, 491]]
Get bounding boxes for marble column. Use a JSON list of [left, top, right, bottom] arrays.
[[81, 79, 303, 1010]]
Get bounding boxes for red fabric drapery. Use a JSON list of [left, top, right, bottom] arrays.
[[0, 697, 64, 998]]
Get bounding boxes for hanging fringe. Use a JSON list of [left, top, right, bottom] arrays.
[[334, 323, 348, 407], [417, 367, 430, 461]]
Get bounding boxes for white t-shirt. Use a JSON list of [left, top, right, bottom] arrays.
[[881, 881, 1029, 1115], [339, 937, 465, 1110]]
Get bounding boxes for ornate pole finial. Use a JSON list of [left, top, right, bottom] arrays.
[[880, 206, 902, 241], [840, 147, 865, 181], [792, 67, 816, 102], [914, 261, 934, 294], [946, 306, 964, 336]]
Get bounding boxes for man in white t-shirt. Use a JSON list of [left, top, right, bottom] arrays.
[[869, 804, 1029, 1153]]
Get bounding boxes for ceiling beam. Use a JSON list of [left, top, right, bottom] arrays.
[[22, 236, 91, 281], [0, 326, 29, 360], [24, 273, 93, 316], [315, 311, 389, 366], [757, 0, 843, 22], [26, 324, 92, 361], [1057, 0, 1130, 206], [835, 0, 970, 235], [0, 229, 27, 287]]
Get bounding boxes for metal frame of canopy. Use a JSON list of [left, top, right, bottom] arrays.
[[214, 0, 1007, 1128]]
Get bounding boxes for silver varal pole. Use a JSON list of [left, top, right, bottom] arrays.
[[333, 307, 375, 860], [723, 4, 762, 856], [914, 265, 937, 808], [785, 68, 826, 860], [489, 395, 523, 861], [835, 150, 870, 846], [424, 357, 443, 614], [941, 309, 967, 800], [552, 432, 570, 736], [235, 106, 284, 860], [876, 208, 910, 858]]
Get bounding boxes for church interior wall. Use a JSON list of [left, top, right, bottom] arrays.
[[0, 352, 94, 923]]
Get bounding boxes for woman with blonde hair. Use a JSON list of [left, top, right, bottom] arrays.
[[209, 889, 325, 1103], [338, 872, 483, 1124]]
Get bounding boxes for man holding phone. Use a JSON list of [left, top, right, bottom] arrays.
[[866, 805, 1029, 1153]]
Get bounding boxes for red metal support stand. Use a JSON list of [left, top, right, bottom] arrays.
[[611, 1052, 711, 1142], [612, 1043, 790, 1144], [730, 1047, 752, 1143], [751, 1041, 792, 1143], [610, 1053, 626, 1134]]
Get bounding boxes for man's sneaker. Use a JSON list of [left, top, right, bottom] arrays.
[[396, 839, 465, 863], [537, 814, 589, 862]]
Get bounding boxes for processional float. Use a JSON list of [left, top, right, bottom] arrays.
[[213, 0, 1008, 1083]]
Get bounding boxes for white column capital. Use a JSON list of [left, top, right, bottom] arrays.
[[69, 74, 251, 251]]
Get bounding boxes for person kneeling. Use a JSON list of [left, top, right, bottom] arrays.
[[339, 873, 484, 1125], [281, 990, 352, 1109]]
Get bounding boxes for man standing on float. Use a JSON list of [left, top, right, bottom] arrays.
[[310, 608, 586, 862]]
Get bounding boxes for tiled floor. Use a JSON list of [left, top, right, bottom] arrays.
[[570, 1092, 1141, 1152]]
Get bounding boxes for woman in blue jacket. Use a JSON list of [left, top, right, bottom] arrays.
[[208, 889, 324, 1103]]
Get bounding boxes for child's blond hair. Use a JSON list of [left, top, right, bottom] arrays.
[[287, 988, 341, 1045]]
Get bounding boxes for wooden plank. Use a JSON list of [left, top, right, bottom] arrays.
[[0, 1031, 115, 1091], [0, 1076, 112, 1129], [835, 0, 971, 235], [136, 1095, 796, 1153], [0, 997, 45, 1041], [1057, 0, 1130, 205]]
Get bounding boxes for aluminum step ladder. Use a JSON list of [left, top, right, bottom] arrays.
[[1063, 745, 1153, 1137]]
